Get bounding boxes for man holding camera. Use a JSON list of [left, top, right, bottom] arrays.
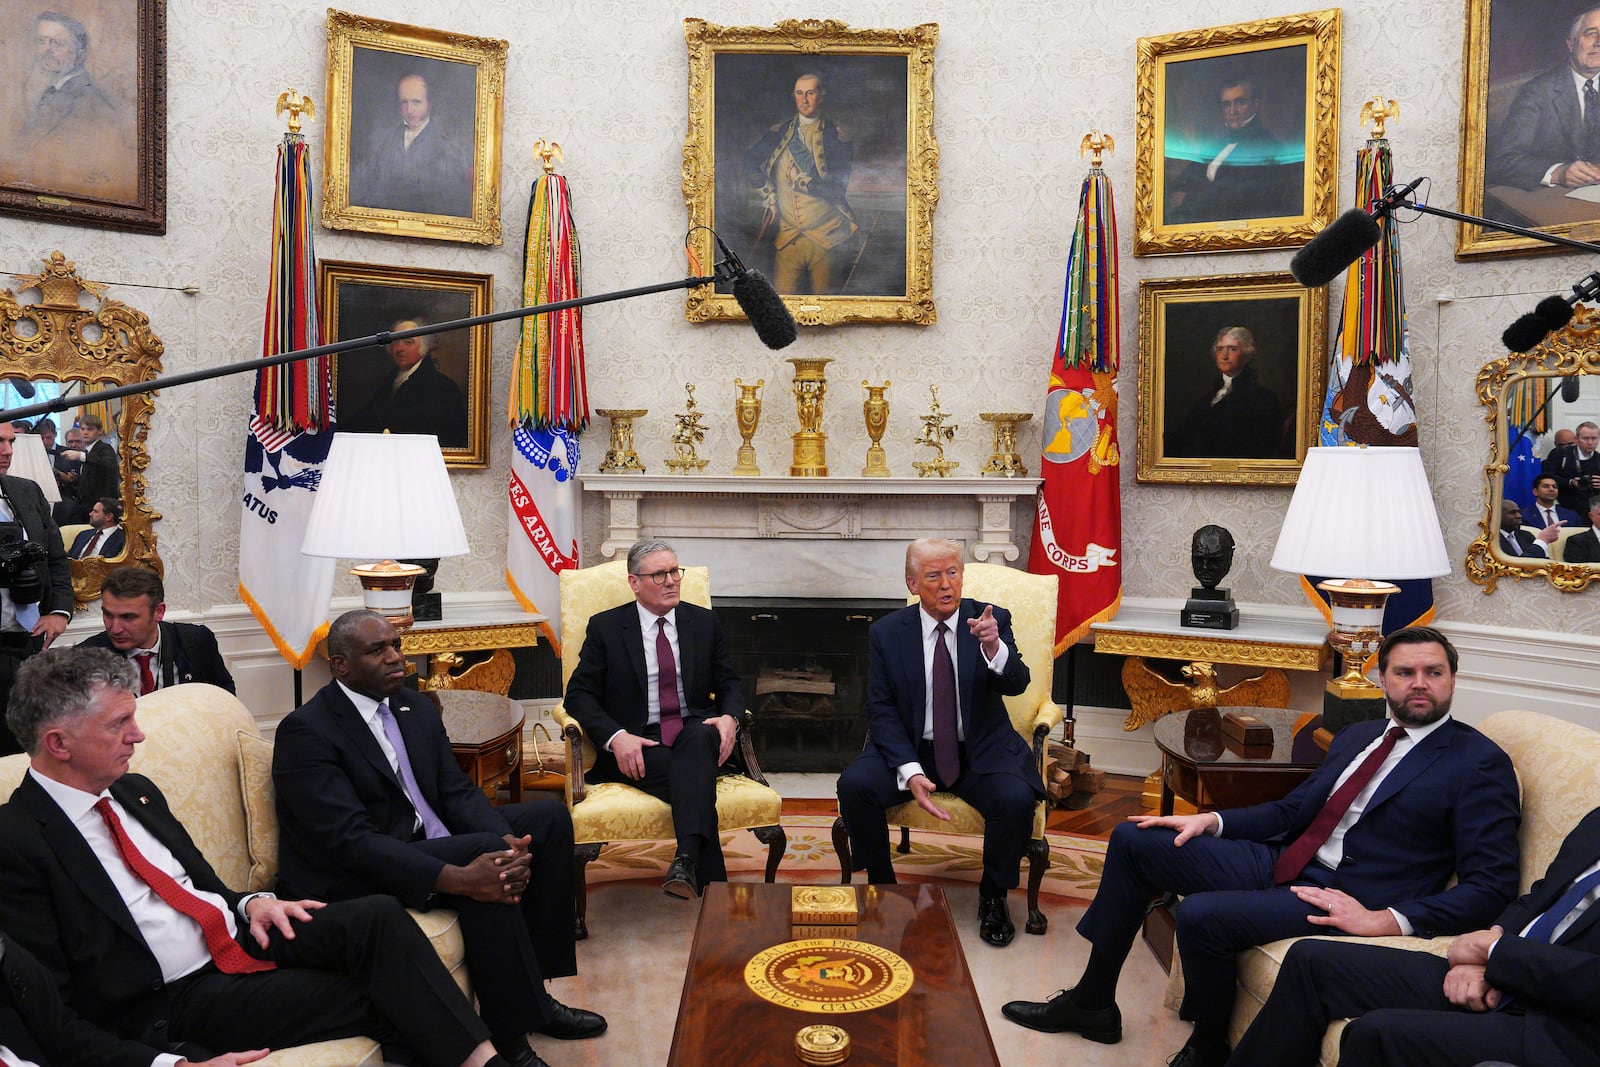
[[1542, 421, 1600, 514], [0, 423, 74, 755]]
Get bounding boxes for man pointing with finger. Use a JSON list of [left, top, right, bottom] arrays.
[[836, 538, 1041, 947], [1001, 626, 1521, 1067]]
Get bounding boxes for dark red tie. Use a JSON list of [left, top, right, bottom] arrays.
[[135, 651, 156, 696], [931, 622, 960, 787], [656, 617, 682, 747], [94, 798, 275, 974], [1273, 726, 1408, 884]]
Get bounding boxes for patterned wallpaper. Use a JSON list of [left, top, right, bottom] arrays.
[[1, 0, 1594, 638]]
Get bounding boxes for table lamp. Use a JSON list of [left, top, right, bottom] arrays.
[[11, 435, 62, 503], [301, 433, 468, 628], [1270, 446, 1450, 731]]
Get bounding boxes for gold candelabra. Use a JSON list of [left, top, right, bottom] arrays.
[[912, 386, 958, 478], [665, 384, 709, 474]]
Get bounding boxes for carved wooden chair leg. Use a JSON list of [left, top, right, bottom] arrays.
[[896, 825, 912, 854], [751, 824, 787, 882], [1024, 836, 1051, 935], [830, 816, 853, 884], [573, 842, 603, 941]]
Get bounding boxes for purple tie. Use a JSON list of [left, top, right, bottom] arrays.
[[377, 701, 450, 840], [656, 618, 682, 747], [931, 622, 960, 787]]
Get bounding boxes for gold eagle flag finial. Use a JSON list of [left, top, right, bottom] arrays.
[[276, 89, 315, 134], [1360, 97, 1399, 139], [1079, 130, 1114, 169], [533, 138, 564, 175]]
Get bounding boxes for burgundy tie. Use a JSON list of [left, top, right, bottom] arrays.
[[1273, 726, 1408, 884], [931, 622, 960, 787], [656, 617, 682, 747], [135, 651, 156, 696], [94, 798, 275, 974]]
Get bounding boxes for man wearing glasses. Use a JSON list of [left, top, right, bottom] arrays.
[[564, 539, 744, 900]]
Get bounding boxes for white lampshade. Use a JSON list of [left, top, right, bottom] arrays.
[[302, 433, 468, 560], [11, 435, 62, 503], [1271, 446, 1450, 579]]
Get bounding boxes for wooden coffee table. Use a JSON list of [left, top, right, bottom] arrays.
[[668, 883, 1000, 1065]]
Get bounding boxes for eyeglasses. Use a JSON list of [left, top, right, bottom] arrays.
[[634, 567, 683, 585]]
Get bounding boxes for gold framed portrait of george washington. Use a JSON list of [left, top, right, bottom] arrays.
[[682, 18, 939, 328]]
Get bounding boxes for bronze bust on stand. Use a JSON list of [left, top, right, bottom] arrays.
[[1181, 524, 1240, 629]]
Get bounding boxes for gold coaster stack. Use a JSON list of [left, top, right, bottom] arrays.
[[795, 1023, 851, 1064], [791, 885, 858, 938]]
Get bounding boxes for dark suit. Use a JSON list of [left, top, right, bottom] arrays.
[[20, 72, 114, 143], [2, 930, 166, 1067], [344, 357, 469, 447], [0, 474, 73, 756], [1529, 502, 1581, 529], [76, 440, 119, 511], [1488, 66, 1592, 191], [1499, 528, 1548, 559], [1164, 118, 1303, 225], [836, 599, 1040, 890], [78, 619, 236, 694], [68, 525, 124, 560], [1541, 444, 1600, 514], [1228, 807, 1600, 1067], [1166, 367, 1290, 459], [273, 682, 577, 1044], [1077, 716, 1521, 1036], [1563, 527, 1600, 563], [0, 772, 489, 1065], [349, 122, 473, 216], [563, 600, 743, 881]]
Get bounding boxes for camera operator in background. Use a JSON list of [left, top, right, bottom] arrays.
[[0, 423, 74, 754]]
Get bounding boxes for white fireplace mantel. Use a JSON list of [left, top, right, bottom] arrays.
[[580, 474, 1042, 598]]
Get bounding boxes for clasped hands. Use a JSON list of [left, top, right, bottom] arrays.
[[436, 834, 535, 904], [609, 714, 738, 779], [1443, 926, 1504, 1012]]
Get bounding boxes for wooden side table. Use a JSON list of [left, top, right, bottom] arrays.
[[428, 688, 526, 804], [1152, 707, 1323, 816]]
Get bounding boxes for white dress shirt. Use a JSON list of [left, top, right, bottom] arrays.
[[894, 606, 1010, 790], [338, 680, 426, 835]]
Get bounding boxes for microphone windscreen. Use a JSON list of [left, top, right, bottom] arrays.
[[1535, 294, 1576, 330], [1502, 313, 1551, 354], [1290, 209, 1383, 288], [3, 378, 36, 399], [1562, 375, 1582, 404], [731, 269, 798, 350]]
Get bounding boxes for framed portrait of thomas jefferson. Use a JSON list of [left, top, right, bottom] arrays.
[[1459, 0, 1600, 257], [1136, 272, 1327, 486], [683, 18, 939, 327], [0, 0, 165, 233], [321, 11, 505, 245], [1134, 9, 1340, 256], [318, 260, 492, 470]]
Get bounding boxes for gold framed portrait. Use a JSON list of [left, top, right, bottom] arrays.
[[1457, 0, 1600, 258], [1136, 272, 1328, 485], [682, 18, 939, 327], [320, 10, 506, 246], [1134, 9, 1341, 256], [318, 260, 493, 469]]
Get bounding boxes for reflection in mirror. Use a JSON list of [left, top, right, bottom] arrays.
[[0, 252, 162, 607], [1467, 305, 1600, 593]]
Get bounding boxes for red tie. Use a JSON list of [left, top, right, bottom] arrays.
[[94, 798, 275, 974], [1273, 726, 1408, 884], [656, 617, 682, 747], [135, 651, 156, 696], [931, 622, 960, 787]]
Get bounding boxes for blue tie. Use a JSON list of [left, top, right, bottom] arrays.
[[1524, 866, 1600, 944]]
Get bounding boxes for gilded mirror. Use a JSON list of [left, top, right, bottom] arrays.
[[0, 252, 163, 607], [1466, 304, 1600, 593]]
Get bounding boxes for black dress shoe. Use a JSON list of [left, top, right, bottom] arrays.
[[1166, 1042, 1227, 1067], [537, 997, 609, 1040], [663, 852, 699, 900], [1000, 987, 1123, 1043], [977, 893, 1015, 947], [491, 1045, 551, 1067]]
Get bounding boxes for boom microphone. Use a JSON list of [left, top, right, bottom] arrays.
[[1562, 375, 1582, 404], [711, 232, 798, 350], [1501, 272, 1600, 353], [1290, 178, 1427, 289]]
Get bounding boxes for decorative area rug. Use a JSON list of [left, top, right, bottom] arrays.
[[581, 814, 1106, 901]]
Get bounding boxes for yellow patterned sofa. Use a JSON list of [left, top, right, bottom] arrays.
[[1166, 709, 1600, 1065], [0, 682, 470, 1067]]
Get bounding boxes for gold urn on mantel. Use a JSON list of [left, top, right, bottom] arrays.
[[732, 377, 764, 476], [787, 356, 832, 477], [861, 380, 891, 477]]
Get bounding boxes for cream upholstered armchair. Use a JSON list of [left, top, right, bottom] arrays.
[[549, 560, 786, 939], [830, 562, 1066, 935]]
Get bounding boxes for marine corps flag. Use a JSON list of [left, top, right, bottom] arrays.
[[1305, 135, 1433, 631], [1027, 158, 1122, 655], [505, 168, 587, 652], [238, 128, 337, 668]]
